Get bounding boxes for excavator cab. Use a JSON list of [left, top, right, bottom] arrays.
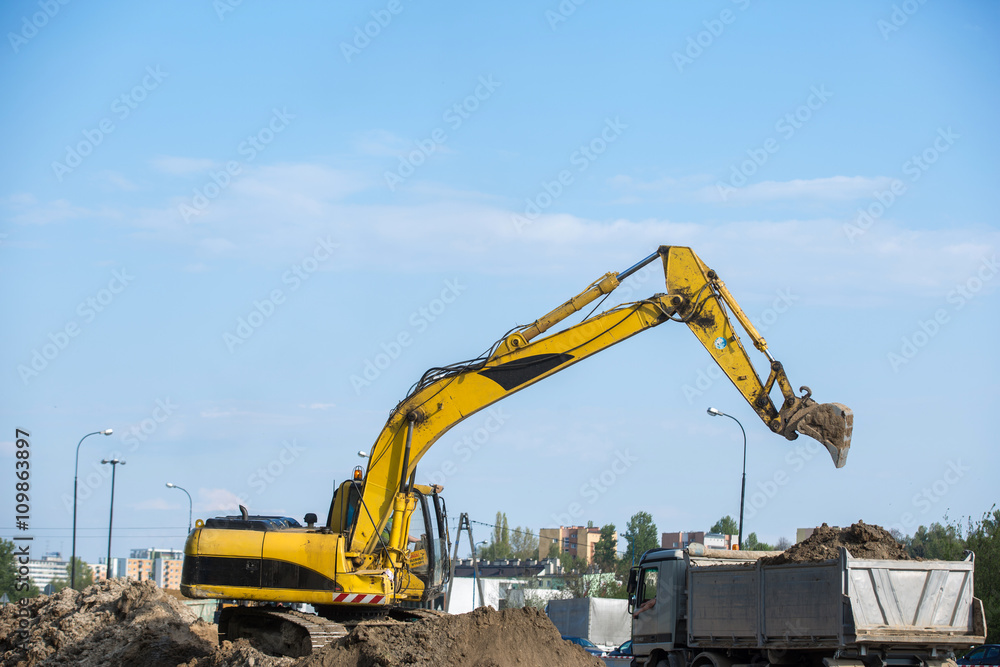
[[326, 478, 450, 605], [404, 486, 450, 603]]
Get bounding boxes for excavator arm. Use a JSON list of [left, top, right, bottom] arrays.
[[349, 246, 853, 554], [182, 245, 853, 656]]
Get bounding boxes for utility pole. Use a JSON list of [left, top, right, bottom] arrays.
[[446, 513, 485, 611]]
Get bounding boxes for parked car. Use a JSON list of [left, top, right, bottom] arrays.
[[561, 635, 607, 657], [959, 645, 1000, 666], [608, 640, 632, 657]]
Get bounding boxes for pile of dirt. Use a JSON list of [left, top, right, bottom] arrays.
[[298, 606, 605, 667], [2, 580, 603, 667], [0, 579, 218, 667], [761, 521, 911, 565]]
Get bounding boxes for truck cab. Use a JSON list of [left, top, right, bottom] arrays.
[[627, 548, 687, 661]]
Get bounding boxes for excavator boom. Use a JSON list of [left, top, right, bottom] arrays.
[[348, 245, 852, 554], [181, 245, 852, 657]]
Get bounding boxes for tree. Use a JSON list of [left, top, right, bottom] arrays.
[[510, 526, 539, 560], [48, 557, 94, 593], [624, 512, 658, 566], [908, 522, 965, 561], [593, 524, 618, 572], [480, 511, 514, 561], [775, 536, 792, 551], [710, 515, 738, 535], [742, 532, 773, 551], [0, 538, 39, 600], [964, 507, 998, 643]]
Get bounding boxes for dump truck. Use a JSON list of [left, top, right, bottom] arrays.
[[628, 544, 986, 667]]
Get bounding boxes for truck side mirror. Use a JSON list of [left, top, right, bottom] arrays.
[[626, 567, 638, 596]]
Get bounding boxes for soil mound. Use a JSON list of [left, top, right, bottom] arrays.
[[0, 579, 216, 667], [181, 638, 295, 667], [3, 580, 603, 667], [298, 606, 605, 667], [761, 521, 910, 565]]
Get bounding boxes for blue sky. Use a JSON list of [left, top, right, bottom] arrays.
[[1, 1, 997, 564]]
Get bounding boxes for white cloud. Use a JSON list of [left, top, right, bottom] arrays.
[[96, 170, 139, 191], [716, 176, 896, 204], [5, 197, 99, 225], [198, 488, 243, 512], [9, 162, 997, 304], [151, 156, 217, 174], [351, 129, 409, 157], [610, 174, 896, 206], [131, 498, 178, 511]]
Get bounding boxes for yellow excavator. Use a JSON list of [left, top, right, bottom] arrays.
[[181, 245, 853, 656]]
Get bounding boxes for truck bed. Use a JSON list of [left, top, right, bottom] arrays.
[[686, 548, 985, 650]]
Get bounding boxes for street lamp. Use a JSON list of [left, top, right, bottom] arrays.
[[707, 407, 747, 549], [473, 540, 488, 608], [165, 483, 193, 533], [71, 428, 113, 589], [101, 459, 125, 578]]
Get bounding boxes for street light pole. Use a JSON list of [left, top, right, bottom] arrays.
[[473, 540, 487, 608], [165, 483, 193, 533], [707, 407, 747, 549], [71, 428, 113, 590], [101, 459, 125, 578]]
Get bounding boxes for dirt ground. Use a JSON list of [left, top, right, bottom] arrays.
[[0, 579, 217, 667], [297, 606, 604, 667], [760, 521, 911, 565], [1, 580, 603, 667]]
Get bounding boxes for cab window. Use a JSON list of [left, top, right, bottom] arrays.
[[639, 567, 658, 602]]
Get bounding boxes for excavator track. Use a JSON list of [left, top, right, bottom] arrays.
[[219, 606, 349, 658], [219, 605, 449, 657]]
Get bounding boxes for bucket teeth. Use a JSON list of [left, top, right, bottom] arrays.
[[780, 400, 853, 468]]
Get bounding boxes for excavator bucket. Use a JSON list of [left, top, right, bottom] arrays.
[[780, 399, 853, 468]]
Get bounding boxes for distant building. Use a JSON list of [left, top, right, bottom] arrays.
[[95, 548, 185, 590], [796, 526, 839, 544], [661, 531, 736, 550], [27, 553, 69, 590], [539, 525, 614, 564], [453, 558, 546, 579]]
